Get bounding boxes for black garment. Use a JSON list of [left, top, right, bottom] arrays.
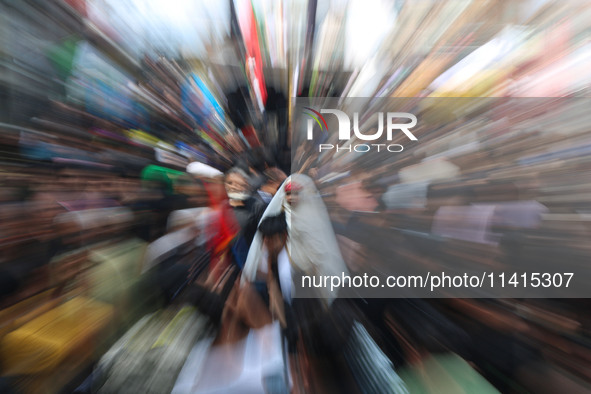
[[231, 196, 265, 247], [253, 189, 272, 206]]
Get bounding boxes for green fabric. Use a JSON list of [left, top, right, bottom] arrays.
[[399, 353, 500, 394], [47, 36, 80, 80], [141, 165, 185, 194]]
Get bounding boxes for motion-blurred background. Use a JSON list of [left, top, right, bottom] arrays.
[[2, 0, 591, 393]]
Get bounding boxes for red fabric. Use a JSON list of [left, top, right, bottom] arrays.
[[241, 125, 261, 148], [65, 0, 87, 17], [203, 182, 239, 281], [285, 180, 302, 193], [238, 0, 267, 105]]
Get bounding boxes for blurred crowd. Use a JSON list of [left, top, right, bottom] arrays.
[[2, 0, 591, 393]]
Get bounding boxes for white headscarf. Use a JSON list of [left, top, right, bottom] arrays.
[[242, 174, 348, 302], [186, 162, 223, 178]]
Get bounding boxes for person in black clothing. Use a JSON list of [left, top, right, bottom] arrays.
[[257, 213, 299, 357], [224, 167, 265, 268], [225, 168, 265, 236]]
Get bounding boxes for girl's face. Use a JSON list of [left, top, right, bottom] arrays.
[[285, 190, 299, 207]]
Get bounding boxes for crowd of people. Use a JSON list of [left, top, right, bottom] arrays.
[[0, 152, 380, 393], [4, 134, 588, 393], [3, 0, 591, 392]]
